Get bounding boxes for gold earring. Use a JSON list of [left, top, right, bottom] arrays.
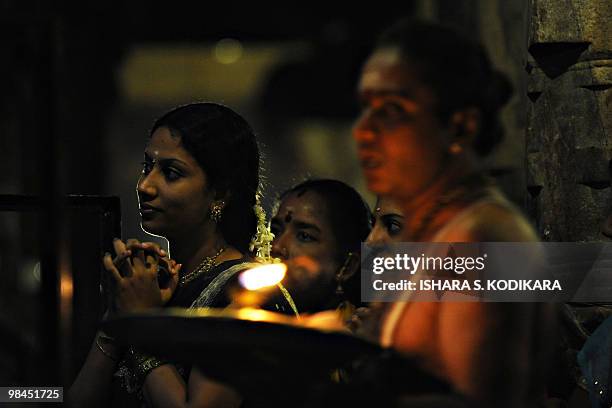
[[449, 142, 462, 155], [335, 252, 355, 296], [210, 202, 224, 223], [336, 281, 344, 296]]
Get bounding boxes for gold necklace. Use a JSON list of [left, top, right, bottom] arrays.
[[179, 247, 225, 286]]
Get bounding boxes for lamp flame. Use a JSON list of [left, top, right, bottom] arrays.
[[238, 263, 287, 290]]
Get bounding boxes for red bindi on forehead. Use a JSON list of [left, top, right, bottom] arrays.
[[278, 192, 331, 229]]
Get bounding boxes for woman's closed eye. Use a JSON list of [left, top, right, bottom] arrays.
[[377, 101, 413, 121], [162, 166, 183, 181], [296, 230, 318, 243], [382, 215, 404, 236]]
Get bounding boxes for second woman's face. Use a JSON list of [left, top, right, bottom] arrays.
[[137, 127, 214, 239], [353, 47, 450, 200], [366, 196, 405, 245], [270, 191, 342, 282]]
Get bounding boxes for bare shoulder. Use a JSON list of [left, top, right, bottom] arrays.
[[441, 200, 538, 242]]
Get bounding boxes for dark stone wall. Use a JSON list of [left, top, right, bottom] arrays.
[[526, 0, 612, 241]]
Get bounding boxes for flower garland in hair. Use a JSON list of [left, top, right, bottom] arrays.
[[248, 191, 299, 317], [249, 192, 276, 261]]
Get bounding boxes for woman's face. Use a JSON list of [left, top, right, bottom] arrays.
[[270, 191, 342, 291], [137, 127, 214, 239], [353, 47, 450, 200], [367, 196, 405, 244]]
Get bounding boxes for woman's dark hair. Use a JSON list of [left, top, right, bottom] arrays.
[[151, 102, 259, 253], [377, 19, 513, 156], [280, 179, 372, 261]]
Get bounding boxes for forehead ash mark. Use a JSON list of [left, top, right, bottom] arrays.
[[364, 48, 402, 66], [284, 211, 293, 223], [359, 71, 384, 90], [361, 48, 404, 76]]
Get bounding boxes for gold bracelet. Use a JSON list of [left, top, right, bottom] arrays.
[[135, 355, 166, 379], [96, 335, 118, 361], [126, 347, 167, 387]]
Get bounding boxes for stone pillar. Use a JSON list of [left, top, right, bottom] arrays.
[[526, 0, 612, 241]]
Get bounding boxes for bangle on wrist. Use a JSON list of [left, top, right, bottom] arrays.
[[127, 347, 167, 387], [96, 335, 119, 361], [98, 329, 116, 343]]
